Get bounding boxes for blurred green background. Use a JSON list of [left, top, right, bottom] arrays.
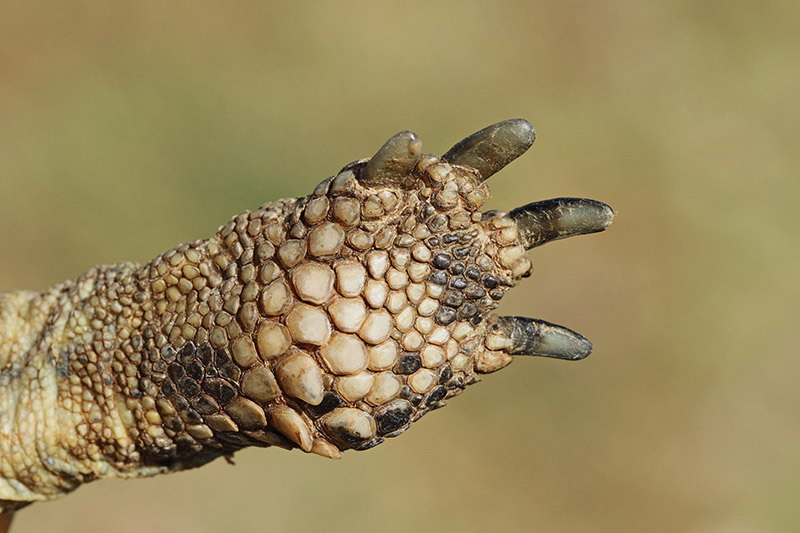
[[1, 2, 798, 532]]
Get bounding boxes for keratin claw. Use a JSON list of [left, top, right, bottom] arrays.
[[359, 131, 422, 188], [442, 118, 535, 181], [509, 197, 614, 249], [495, 316, 594, 360]]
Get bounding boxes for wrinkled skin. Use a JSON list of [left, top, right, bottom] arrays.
[[0, 119, 613, 525]]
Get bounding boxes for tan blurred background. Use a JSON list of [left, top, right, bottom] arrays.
[[1, 2, 798, 532]]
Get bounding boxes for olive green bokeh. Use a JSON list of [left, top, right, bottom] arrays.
[[1, 2, 797, 531]]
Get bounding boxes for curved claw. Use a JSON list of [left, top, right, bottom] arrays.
[[442, 119, 535, 181], [509, 198, 614, 249], [359, 131, 423, 188], [496, 316, 593, 360]]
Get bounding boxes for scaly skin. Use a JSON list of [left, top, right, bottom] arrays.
[[0, 119, 613, 514]]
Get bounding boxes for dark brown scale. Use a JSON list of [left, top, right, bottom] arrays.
[[191, 395, 219, 415], [429, 270, 448, 285], [434, 307, 457, 325], [168, 364, 185, 382], [178, 377, 201, 398], [449, 263, 465, 275], [464, 284, 485, 300], [185, 360, 205, 380], [432, 252, 451, 269], [449, 277, 468, 290], [304, 393, 342, 418], [197, 345, 214, 365], [457, 303, 479, 320], [214, 349, 232, 366], [218, 364, 241, 381], [425, 386, 448, 406], [482, 274, 499, 289], [178, 341, 196, 364], [465, 266, 481, 280], [375, 400, 413, 436], [202, 378, 237, 404], [441, 291, 464, 308], [394, 354, 422, 374]]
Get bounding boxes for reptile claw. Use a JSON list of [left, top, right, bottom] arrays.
[[495, 316, 594, 360], [442, 118, 535, 180], [359, 130, 422, 188], [509, 197, 615, 249]]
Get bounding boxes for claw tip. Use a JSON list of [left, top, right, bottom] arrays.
[[360, 130, 423, 188], [538, 328, 593, 361], [498, 316, 594, 361], [443, 118, 536, 181]]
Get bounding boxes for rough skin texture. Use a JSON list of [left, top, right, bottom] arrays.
[[0, 120, 612, 513]]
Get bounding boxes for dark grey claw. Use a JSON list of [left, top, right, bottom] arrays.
[[509, 197, 614, 249], [442, 119, 535, 181], [359, 131, 422, 188], [496, 316, 593, 360]]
